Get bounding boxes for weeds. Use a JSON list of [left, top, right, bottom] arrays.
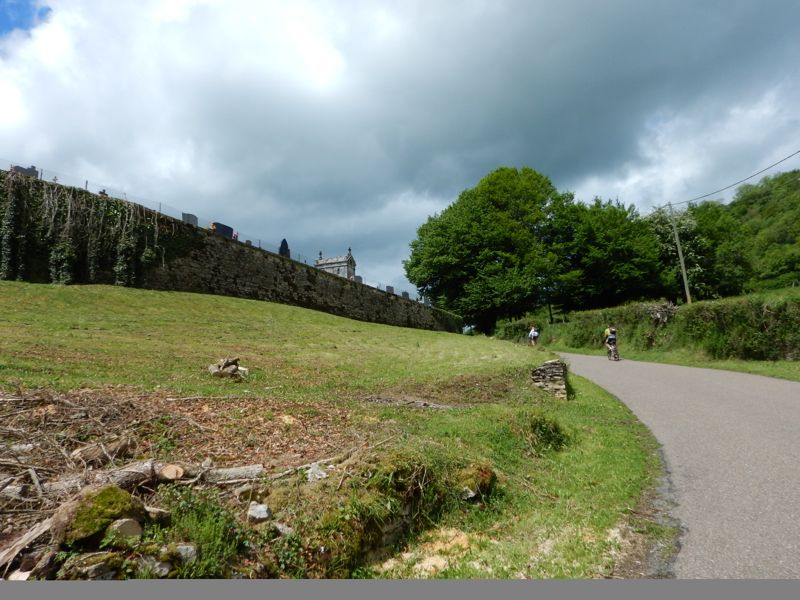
[[143, 486, 248, 578]]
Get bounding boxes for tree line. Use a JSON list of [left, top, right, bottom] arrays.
[[403, 167, 800, 332]]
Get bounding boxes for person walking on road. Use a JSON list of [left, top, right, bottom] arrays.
[[528, 324, 539, 346]]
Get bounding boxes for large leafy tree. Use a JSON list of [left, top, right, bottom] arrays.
[[404, 167, 569, 332], [646, 207, 709, 301], [646, 202, 753, 301], [688, 201, 753, 297], [558, 199, 666, 310]]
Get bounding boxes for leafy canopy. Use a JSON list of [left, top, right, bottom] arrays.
[[404, 167, 567, 331]]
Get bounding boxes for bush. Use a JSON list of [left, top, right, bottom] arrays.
[[546, 290, 800, 360], [517, 412, 569, 455]]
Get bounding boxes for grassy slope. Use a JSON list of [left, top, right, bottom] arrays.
[[0, 282, 669, 578], [0, 282, 528, 396]]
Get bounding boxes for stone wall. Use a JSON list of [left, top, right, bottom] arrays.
[[530, 360, 569, 400], [0, 170, 461, 332], [141, 219, 462, 332]]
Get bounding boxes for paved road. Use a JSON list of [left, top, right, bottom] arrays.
[[559, 352, 800, 579]]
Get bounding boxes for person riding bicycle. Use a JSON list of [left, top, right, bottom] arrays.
[[602, 325, 618, 352]]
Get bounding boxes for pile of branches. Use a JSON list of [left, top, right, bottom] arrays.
[[646, 301, 679, 327], [1, 389, 153, 519]]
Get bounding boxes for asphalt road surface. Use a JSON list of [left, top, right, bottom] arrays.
[[559, 352, 800, 579]]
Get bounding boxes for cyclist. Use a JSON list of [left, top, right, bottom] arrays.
[[602, 325, 617, 353]]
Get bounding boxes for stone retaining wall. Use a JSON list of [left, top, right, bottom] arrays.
[[530, 360, 569, 399], [140, 220, 461, 331], [0, 170, 461, 332]]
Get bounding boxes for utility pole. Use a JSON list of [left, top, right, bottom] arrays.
[[668, 202, 692, 305]]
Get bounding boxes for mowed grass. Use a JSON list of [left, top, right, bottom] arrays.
[[0, 281, 669, 578], [0, 281, 529, 399]]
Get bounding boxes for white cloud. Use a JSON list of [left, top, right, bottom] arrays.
[[569, 84, 800, 212], [2, 0, 800, 292]]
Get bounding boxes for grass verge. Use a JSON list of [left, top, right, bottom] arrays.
[[544, 342, 800, 383], [0, 282, 671, 578]]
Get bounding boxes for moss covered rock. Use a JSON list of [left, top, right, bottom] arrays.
[[58, 551, 124, 580], [456, 462, 497, 501], [56, 485, 145, 547]]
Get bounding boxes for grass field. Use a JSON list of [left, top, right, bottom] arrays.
[[0, 281, 672, 579]]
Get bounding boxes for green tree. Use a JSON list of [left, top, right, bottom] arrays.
[[561, 199, 666, 310], [404, 167, 570, 332], [646, 207, 710, 301], [728, 171, 800, 290], [688, 201, 752, 297]]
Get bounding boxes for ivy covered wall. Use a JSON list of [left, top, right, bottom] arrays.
[[0, 170, 461, 332], [0, 169, 204, 286]]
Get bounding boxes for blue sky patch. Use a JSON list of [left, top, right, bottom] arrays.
[[0, 0, 51, 36]]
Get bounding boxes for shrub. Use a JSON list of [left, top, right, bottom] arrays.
[[145, 486, 248, 578], [545, 290, 800, 360]]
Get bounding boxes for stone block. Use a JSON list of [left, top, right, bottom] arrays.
[[530, 360, 569, 400]]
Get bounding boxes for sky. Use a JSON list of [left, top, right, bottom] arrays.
[[2, 0, 799, 294]]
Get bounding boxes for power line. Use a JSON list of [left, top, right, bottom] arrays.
[[662, 148, 800, 210], [655, 148, 799, 306]]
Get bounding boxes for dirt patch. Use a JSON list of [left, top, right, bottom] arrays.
[[377, 527, 475, 578], [0, 386, 365, 543], [364, 395, 453, 410], [606, 463, 680, 579], [378, 372, 518, 407]]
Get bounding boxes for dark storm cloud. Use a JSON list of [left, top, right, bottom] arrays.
[[2, 0, 799, 289]]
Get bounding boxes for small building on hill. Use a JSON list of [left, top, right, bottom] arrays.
[[315, 248, 356, 280]]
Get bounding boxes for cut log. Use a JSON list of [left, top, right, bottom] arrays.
[[0, 460, 273, 501], [202, 464, 265, 483], [158, 464, 185, 481], [0, 517, 52, 571], [70, 436, 133, 467], [0, 460, 158, 501], [221, 357, 240, 368]]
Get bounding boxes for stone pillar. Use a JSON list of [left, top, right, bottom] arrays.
[[530, 360, 569, 400]]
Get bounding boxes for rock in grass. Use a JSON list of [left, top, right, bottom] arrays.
[[305, 463, 328, 482], [247, 501, 272, 523], [456, 463, 497, 502], [159, 543, 198, 565], [138, 555, 172, 578], [272, 522, 294, 537], [107, 518, 143, 542], [52, 485, 145, 546], [174, 543, 198, 564], [144, 505, 171, 525], [59, 551, 123, 580], [208, 357, 248, 379]]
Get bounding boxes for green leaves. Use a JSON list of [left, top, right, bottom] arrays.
[[404, 167, 568, 331], [404, 167, 668, 330]]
